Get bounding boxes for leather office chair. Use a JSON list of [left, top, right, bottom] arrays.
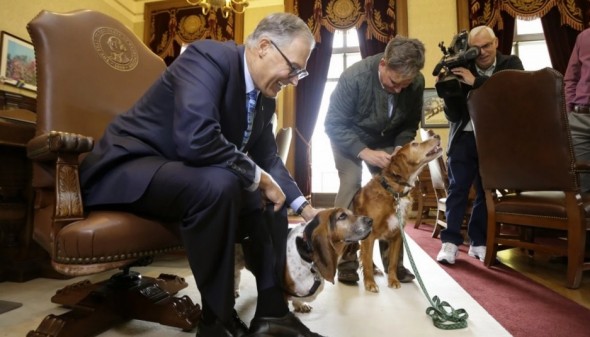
[[275, 127, 293, 165], [26, 10, 200, 336], [468, 67, 590, 289]]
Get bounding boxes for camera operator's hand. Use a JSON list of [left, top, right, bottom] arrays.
[[451, 67, 475, 85]]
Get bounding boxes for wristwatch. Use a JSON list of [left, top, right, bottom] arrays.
[[296, 200, 310, 216]]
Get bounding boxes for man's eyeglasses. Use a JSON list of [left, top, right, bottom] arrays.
[[269, 40, 309, 80]]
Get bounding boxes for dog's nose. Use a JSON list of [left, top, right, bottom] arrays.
[[363, 217, 373, 227]]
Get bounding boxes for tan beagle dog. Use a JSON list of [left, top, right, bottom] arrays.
[[354, 136, 443, 292]]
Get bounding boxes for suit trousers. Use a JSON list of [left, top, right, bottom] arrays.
[[442, 131, 487, 246], [120, 161, 288, 327], [568, 112, 590, 193]]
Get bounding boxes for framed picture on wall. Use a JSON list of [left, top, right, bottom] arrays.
[[421, 88, 447, 128], [0, 31, 36, 92]]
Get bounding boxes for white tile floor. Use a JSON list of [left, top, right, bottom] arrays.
[[0, 236, 510, 337]]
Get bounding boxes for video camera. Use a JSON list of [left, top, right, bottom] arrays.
[[432, 30, 480, 99]]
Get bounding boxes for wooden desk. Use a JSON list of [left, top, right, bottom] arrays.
[[0, 108, 64, 282]]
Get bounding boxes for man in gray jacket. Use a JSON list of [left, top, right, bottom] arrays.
[[325, 36, 425, 283]]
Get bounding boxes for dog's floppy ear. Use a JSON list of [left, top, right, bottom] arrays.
[[311, 228, 338, 284]]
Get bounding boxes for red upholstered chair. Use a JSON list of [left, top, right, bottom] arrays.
[[468, 67, 590, 289], [26, 10, 200, 336]]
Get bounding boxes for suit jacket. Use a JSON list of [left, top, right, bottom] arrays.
[[80, 40, 303, 206], [443, 52, 524, 156]]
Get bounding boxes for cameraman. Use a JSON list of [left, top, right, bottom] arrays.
[[436, 26, 523, 265]]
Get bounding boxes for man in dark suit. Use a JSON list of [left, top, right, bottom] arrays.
[[435, 26, 523, 265], [80, 13, 322, 337]]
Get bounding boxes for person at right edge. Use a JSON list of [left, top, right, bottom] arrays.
[[436, 26, 523, 265], [565, 27, 590, 193]]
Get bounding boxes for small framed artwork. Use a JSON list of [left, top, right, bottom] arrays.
[[421, 88, 448, 128], [0, 31, 37, 92]]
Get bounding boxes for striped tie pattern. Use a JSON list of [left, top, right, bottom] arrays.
[[240, 90, 258, 150]]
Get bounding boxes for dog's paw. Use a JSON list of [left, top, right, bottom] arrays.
[[364, 281, 380, 293], [388, 279, 401, 289], [292, 300, 313, 313]]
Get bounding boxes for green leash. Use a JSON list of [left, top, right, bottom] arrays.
[[398, 206, 469, 330]]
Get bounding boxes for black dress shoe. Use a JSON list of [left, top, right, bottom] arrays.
[[233, 310, 249, 337], [397, 265, 415, 283], [196, 311, 249, 337], [196, 320, 233, 337], [247, 312, 325, 337], [337, 260, 359, 284]]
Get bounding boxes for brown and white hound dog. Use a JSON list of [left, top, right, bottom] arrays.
[[235, 207, 372, 312]]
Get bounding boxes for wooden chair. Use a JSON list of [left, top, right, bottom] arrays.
[[26, 10, 200, 336], [275, 127, 293, 165], [419, 128, 473, 241], [413, 166, 439, 228], [468, 67, 590, 289]]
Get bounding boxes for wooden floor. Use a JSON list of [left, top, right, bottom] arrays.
[[496, 246, 590, 310]]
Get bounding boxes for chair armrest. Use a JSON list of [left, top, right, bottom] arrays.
[[27, 131, 94, 161], [27, 131, 94, 221]]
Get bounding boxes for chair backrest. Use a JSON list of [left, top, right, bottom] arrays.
[[467, 68, 578, 192], [276, 127, 293, 164], [28, 9, 166, 140], [419, 128, 448, 197], [27, 10, 165, 191]]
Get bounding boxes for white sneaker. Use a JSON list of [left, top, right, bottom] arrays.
[[468, 245, 486, 262], [437, 242, 459, 264]]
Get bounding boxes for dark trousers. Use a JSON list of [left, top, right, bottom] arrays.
[[120, 162, 287, 327], [442, 131, 487, 246]]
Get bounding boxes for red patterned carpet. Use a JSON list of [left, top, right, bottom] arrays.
[[405, 224, 590, 337]]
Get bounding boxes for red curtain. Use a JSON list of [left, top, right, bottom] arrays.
[[291, 0, 396, 196]]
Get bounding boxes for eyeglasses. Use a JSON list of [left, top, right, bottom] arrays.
[[269, 40, 309, 80]]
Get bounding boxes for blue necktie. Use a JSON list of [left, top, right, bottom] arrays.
[[240, 90, 258, 150]]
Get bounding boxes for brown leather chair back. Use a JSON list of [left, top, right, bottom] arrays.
[[30, 9, 165, 140], [468, 68, 578, 191]]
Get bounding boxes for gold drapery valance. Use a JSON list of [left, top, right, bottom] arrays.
[[295, 0, 396, 43], [470, 0, 583, 31], [144, 0, 243, 65]]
